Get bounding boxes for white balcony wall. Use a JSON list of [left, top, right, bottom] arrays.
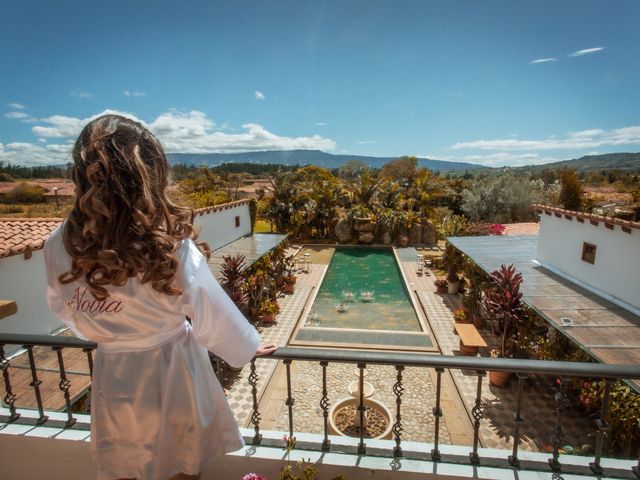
[[0, 250, 63, 344], [536, 214, 640, 312], [195, 201, 252, 251]]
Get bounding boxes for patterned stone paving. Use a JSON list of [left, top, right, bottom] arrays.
[[261, 360, 453, 444], [224, 259, 326, 427], [415, 286, 597, 453]]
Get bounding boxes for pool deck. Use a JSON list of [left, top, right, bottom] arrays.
[[224, 243, 595, 454]]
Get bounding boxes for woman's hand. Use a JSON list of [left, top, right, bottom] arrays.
[[256, 343, 278, 356]]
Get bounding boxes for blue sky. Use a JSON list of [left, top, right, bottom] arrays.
[[1, 0, 639, 167]]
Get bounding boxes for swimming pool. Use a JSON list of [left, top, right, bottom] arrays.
[[293, 247, 433, 350]]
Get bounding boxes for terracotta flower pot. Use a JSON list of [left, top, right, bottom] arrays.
[[261, 313, 276, 323], [489, 370, 511, 387], [447, 280, 460, 294], [284, 283, 295, 294], [473, 316, 485, 328]]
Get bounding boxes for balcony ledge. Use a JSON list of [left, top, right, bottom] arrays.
[[1, 408, 636, 479]]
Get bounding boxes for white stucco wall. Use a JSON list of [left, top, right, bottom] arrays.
[[536, 213, 640, 312], [0, 250, 64, 339], [195, 202, 251, 251]]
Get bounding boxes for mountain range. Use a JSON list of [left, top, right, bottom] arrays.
[[167, 150, 640, 173]]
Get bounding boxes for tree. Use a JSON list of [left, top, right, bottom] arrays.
[[460, 174, 545, 223], [558, 168, 583, 211], [379, 156, 418, 184]]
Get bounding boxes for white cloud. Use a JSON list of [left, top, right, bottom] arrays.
[[315, 122, 327, 126], [462, 152, 561, 167], [452, 125, 640, 151], [70, 90, 93, 98], [569, 47, 604, 57], [357, 140, 376, 145], [5, 111, 29, 119], [530, 57, 557, 64], [152, 114, 335, 153], [123, 90, 146, 98], [12, 109, 335, 163], [32, 109, 136, 138], [7, 103, 26, 109], [0, 142, 72, 166], [254, 90, 266, 100]]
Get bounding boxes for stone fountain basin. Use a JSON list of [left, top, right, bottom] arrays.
[[328, 397, 393, 440]]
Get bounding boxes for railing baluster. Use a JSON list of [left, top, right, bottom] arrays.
[[548, 377, 568, 471], [633, 447, 640, 477], [590, 379, 613, 475], [249, 358, 262, 445], [25, 345, 48, 425], [392, 365, 404, 457], [431, 367, 444, 461], [83, 347, 94, 378], [508, 373, 526, 468], [0, 344, 20, 422], [357, 362, 366, 455], [53, 346, 76, 428], [469, 370, 485, 464], [320, 360, 330, 451], [284, 359, 294, 441]]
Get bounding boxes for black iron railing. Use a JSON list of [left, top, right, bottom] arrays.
[[0, 333, 639, 477]]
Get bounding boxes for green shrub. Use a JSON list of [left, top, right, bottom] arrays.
[[2, 182, 45, 203]]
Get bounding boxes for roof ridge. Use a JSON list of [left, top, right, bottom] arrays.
[[532, 204, 640, 231]]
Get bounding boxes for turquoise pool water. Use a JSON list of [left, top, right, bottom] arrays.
[[304, 248, 421, 331]]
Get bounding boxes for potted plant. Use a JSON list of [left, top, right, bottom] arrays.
[[283, 274, 296, 294], [259, 298, 280, 323], [220, 254, 249, 312], [481, 264, 526, 387], [245, 272, 266, 320], [453, 307, 470, 324], [434, 278, 448, 293], [488, 349, 511, 386], [462, 261, 489, 328], [437, 215, 468, 294]]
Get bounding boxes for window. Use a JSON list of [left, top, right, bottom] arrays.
[[581, 242, 596, 264], [235, 216, 240, 228]]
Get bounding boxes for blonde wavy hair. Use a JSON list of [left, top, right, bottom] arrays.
[[60, 114, 195, 300]]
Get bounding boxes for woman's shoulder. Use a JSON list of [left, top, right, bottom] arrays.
[[44, 223, 68, 265], [175, 238, 205, 286]]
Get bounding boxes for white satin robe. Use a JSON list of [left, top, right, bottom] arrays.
[[44, 226, 260, 480]]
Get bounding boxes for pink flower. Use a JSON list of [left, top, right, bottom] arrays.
[[242, 474, 267, 480]]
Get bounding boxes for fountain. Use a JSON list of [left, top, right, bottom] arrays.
[[328, 370, 392, 440], [360, 290, 374, 302]]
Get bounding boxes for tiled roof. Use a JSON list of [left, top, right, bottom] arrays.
[[502, 222, 539, 236], [0, 218, 62, 259], [0, 199, 252, 261], [532, 204, 640, 233], [194, 199, 250, 216]]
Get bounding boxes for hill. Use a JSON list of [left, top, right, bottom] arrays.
[[167, 150, 483, 172], [512, 152, 640, 173]]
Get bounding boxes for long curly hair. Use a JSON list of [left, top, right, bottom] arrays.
[[59, 114, 195, 300]]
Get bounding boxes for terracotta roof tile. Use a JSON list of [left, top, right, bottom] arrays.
[[502, 222, 540, 236], [0, 218, 62, 260], [532, 204, 640, 233]]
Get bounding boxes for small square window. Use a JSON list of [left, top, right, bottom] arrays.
[[235, 215, 240, 228], [581, 242, 596, 264]]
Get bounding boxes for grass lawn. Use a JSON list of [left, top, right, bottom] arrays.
[[254, 219, 273, 233]]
